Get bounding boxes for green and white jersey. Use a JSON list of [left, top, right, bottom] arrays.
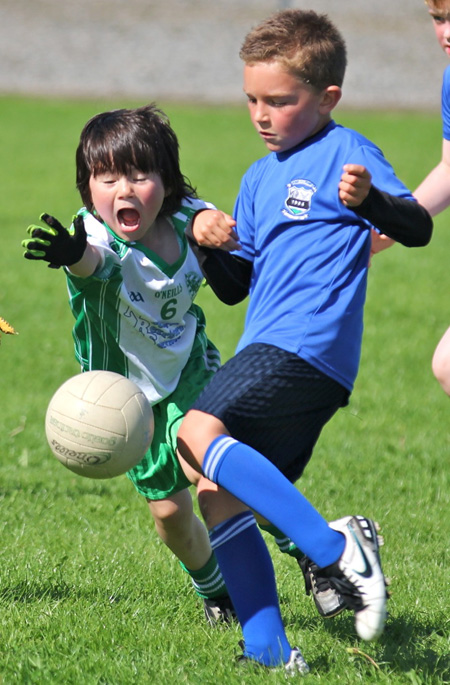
[[65, 197, 218, 405]]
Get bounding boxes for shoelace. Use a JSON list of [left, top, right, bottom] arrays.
[[309, 562, 336, 594], [325, 574, 365, 612], [299, 557, 336, 595]]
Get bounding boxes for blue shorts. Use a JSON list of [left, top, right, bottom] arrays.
[[192, 343, 349, 482]]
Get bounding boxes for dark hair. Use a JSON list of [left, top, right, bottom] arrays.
[[76, 103, 197, 215], [240, 9, 347, 91]]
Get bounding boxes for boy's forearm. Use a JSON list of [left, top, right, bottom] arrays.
[[186, 227, 251, 304], [67, 242, 101, 278], [414, 161, 450, 216], [353, 186, 433, 247]]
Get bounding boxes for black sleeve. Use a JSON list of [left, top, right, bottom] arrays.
[[352, 186, 433, 247], [185, 220, 251, 305]]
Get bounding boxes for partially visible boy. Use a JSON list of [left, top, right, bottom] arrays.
[[177, 9, 432, 672], [415, 0, 450, 395]]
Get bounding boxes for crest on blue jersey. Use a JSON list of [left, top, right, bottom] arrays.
[[283, 179, 317, 220]]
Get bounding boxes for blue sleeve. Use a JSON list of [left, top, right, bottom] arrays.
[[442, 65, 450, 141], [232, 172, 257, 262], [347, 143, 413, 200]]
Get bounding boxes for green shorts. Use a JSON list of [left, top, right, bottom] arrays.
[[126, 323, 220, 501]]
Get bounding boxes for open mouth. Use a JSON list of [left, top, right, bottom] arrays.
[[118, 208, 140, 231]]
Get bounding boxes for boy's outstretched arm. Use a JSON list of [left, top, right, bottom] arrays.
[[339, 164, 433, 247], [186, 210, 252, 305], [23, 213, 100, 276]]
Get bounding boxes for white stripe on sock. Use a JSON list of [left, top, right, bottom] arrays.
[[203, 436, 238, 481], [210, 511, 255, 550]]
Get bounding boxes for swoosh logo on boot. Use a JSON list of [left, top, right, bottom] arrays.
[[350, 526, 373, 579]]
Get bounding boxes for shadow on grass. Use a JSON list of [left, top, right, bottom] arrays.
[[3, 580, 449, 681], [0, 579, 83, 603], [0, 578, 132, 605], [318, 611, 450, 681]]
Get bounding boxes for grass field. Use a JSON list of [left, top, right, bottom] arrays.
[[0, 96, 449, 684]]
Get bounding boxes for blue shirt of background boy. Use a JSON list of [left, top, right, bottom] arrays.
[[442, 64, 450, 140]]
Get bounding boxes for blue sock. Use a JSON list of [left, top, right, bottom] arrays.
[[204, 436, 344, 568], [210, 511, 291, 666]]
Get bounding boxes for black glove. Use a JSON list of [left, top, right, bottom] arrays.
[[22, 213, 87, 268]]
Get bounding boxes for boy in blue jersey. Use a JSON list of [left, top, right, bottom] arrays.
[[177, 9, 433, 672], [415, 0, 450, 396]]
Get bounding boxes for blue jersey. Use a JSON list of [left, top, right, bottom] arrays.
[[442, 64, 450, 141], [233, 120, 415, 392]]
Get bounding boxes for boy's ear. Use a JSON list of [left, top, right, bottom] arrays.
[[319, 85, 342, 114]]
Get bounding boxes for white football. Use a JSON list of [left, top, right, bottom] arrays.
[[45, 370, 154, 479]]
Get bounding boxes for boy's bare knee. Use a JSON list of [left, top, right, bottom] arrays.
[[177, 410, 228, 470], [147, 489, 193, 528]]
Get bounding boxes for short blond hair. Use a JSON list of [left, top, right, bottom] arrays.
[[239, 9, 347, 91], [424, 0, 450, 14]]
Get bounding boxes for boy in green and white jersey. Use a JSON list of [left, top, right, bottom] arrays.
[[23, 104, 234, 624], [68, 203, 216, 408]]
